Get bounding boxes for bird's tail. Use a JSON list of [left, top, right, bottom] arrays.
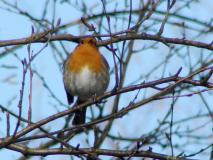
[[72, 99, 87, 125]]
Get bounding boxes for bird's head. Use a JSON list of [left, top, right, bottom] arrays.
[[80, 37, 97, 46]]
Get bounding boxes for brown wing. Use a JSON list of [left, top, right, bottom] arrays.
[[65, 90, 74, 105], [101, 54, 110, 71], [63, 58, 74, 105]]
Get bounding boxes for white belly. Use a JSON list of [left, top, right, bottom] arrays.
[[64, 66, 109, 100], [75, 67, 97, 91]]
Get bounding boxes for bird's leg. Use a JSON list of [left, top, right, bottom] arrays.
[[91, 93, 97, 104], [91, 93, 106, 104]]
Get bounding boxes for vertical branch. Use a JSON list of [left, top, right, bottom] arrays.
[[130, 0, 159, 31], [27, 48, 33, 125], [28, 64, 32, 126], [101, 0, 119, 89], [158, 0, 176, 35], [52, 0, 57, 26], [120, 0, 132, 87], [12, 25, 47, 136], [27, 27, 34, 125], [94, 0, 135, 149], [13, 58, 27, 136], [93, 0, 119, 149], [169, 90, 175, 156], [6, 111, 10, 137]]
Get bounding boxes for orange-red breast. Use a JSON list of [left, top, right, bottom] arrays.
[[63, 37, 110, 125]]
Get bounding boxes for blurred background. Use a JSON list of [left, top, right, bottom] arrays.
[[0, 0, 213, 159]]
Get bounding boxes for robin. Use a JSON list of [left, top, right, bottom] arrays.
[[63, 37, 110, 125]]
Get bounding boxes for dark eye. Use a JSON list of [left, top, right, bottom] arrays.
[[89, 39, 96, 45], [89, 39, 94, 44], [80, 39, 84, 44]]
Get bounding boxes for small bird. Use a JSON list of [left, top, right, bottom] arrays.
[[63, 37, 110, 125]]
